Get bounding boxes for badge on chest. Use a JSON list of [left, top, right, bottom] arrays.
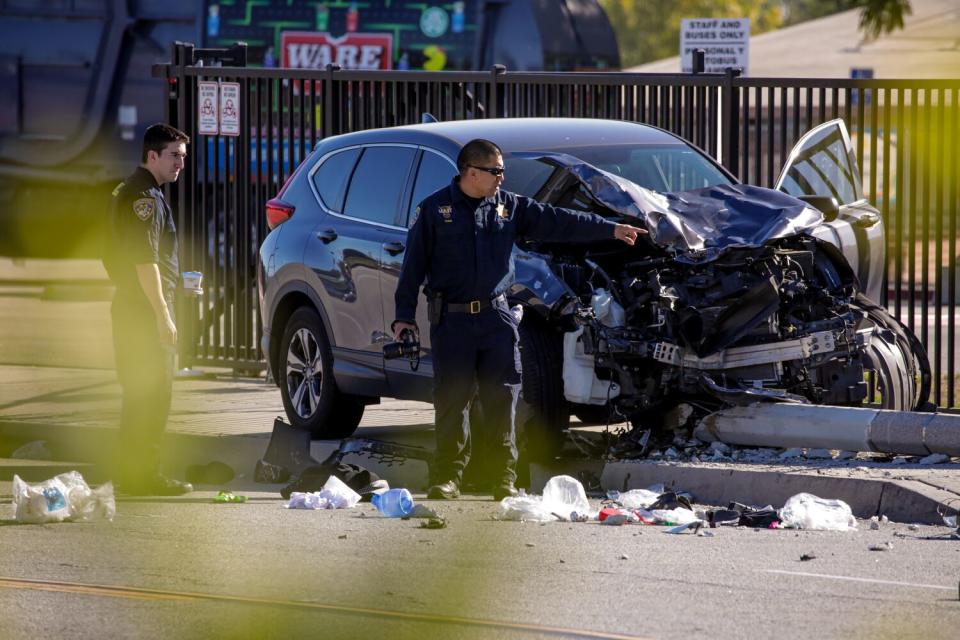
[[438, 205, 453, 222]]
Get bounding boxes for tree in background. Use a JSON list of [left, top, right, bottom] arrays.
[[603, 0, 914, 68], [782, 0, 912, 36]]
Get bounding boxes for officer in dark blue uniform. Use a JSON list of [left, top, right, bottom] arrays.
[[102, 123, 193, 495], [393, 139, 645, 500]]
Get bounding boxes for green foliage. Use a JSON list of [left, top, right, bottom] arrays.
[[857, 0, 913, 39]]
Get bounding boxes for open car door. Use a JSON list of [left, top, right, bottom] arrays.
[[776, 119, 884, 302]]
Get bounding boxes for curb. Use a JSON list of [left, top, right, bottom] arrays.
[[2, 419, 958, 523], [601, 461, 959, 525]]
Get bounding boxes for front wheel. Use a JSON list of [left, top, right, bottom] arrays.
[[517, 318, 570, 461], [278, 306, 365, 438], [854, 294, 931, 411]]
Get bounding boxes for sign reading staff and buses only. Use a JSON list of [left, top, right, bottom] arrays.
[[680, 18, 749, 75]]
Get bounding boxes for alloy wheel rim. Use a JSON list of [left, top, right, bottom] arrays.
[[286, 327, 323, 419]]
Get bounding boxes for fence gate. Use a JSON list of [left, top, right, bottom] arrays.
[[156, 42, 960, 411]]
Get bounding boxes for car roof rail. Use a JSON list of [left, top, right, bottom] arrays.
[[421, 112, 439, 124]]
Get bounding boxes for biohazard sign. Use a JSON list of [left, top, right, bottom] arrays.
[[281, 31, 393, 70], [219, 82, 240, 136], [197, 81, 219, 135]]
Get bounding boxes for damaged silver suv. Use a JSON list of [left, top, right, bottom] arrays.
[[257, 117, 929, 448]]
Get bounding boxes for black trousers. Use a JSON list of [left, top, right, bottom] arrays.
[[429, 299, 521, 485], [111, 296, 175, 479]]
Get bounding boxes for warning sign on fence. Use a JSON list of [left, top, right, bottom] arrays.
[[680, 18, 749, 75], [219, 82, 240, 136], [197, 81, 219, 135]]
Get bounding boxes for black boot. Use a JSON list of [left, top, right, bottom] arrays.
[[427, 480, 460, 500]]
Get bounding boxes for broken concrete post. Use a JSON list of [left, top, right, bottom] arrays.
[[694, 404, 960, 457]]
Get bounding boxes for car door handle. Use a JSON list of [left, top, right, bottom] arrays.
[[316, 229, 338, 243], [384, 241, 406, 256]]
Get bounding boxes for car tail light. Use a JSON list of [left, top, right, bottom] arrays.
[[266, 198, 295, 229]]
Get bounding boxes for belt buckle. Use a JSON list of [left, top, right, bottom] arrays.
[[468, 300, 481, 314]]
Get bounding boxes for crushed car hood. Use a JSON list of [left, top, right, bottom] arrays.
[[518, 152, 823, 263]]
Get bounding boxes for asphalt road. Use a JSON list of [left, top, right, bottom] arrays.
[[0, 492, 957, 640]]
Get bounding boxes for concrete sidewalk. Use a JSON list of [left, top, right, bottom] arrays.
[[2, 363, 959, 524]]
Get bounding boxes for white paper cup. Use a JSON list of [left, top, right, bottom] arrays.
[[182, 271, 203, 295]]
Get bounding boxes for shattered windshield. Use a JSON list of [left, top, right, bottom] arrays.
[[503, 144, 732, 196], [510, 151, 823, 263]]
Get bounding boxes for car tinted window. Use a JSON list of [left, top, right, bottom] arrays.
[[407, 151, 457, 227], [342, 146, 416, 226], [779, 126, 861, 205], [311, 147, 361, 212]]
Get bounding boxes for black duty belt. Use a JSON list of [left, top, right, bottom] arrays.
[[445, 294, 505, 315]]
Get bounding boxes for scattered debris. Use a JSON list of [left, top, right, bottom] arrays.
[[371, 488, 415, 517], [186, 461, 235, 485], [778, 493, 857, 531], [213, 491, 247, 503], [419, 518, 447, 530], [500, 475, 591, 522], [805, 448, 834, 460], [800, 553, 817, 561], [869, 516, 880, 530], [868, 541, 893, 552], [881, 515, 889, 524], [919, 453, 949, 465], [779, 448, 804, 460], [12, 472, 114, 524], [404, 504, 441, 520], [10, 440, 52, 460], [908, 524, 920, 531], [338, 534, 348, 539], [620, 553, 629, 560], [285, 476, 361, 510]]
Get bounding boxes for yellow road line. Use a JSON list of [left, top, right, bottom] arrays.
[[0, 576, 646, 639]]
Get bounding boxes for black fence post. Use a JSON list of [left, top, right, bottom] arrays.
[[721, 67, 742, 179], [490, 64, 505, 119], [323, 63, 341, 137], [692, 49, 705, 75]]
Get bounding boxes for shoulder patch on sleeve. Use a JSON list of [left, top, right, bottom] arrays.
[[133, 197, 156, 221]]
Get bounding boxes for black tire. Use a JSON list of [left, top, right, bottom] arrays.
[[854, 294, 931, 411], [517, 319, 569, 461], [278, 306, 365, 438]]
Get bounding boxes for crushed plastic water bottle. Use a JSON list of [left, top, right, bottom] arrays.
[[778, 493, 857, 531], [371, 488, 414, 517], [13, 472, 115, 523]]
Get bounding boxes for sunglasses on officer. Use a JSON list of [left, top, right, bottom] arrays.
[[469, 165, 505, 177]]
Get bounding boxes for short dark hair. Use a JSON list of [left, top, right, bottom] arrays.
[[142, 123, 190, 163], [457, 139, 502, 174]]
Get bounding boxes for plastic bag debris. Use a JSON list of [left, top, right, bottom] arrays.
[[13, 472, 115, 524], [284, 475, 361, 510], [10, 440, 52, 460], [636, 507, 702, 526], [500, 475, 592, 522], [606, 488, 660, 509], [778, 493, 857, 531]]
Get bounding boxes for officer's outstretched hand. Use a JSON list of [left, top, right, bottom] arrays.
[[392, 321, 418, 342], [613, 224, 647, 246], [158, 314, 177, 346]]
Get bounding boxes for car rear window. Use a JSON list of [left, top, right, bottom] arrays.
[[342, 146, 416, 226], [312, 147, 361, 212]]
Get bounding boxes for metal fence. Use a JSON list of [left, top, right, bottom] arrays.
[[156, 43, 960, 409]]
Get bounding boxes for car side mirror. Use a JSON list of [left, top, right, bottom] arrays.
[[797, 195, 840, 222]]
